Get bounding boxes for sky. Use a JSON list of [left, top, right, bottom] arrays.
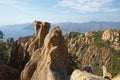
[[0, 0, 120, 25]]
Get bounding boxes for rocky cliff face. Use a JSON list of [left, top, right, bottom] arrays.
[[21, 22, 68, 80]]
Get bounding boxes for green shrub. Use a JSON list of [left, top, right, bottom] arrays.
[[68, 53, 81, 74], [0, 42, 8, 63]]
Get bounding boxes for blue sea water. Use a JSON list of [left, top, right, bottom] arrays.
[[0, 26, 34, 41]]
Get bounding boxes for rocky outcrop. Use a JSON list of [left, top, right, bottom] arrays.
[[7, 37, 30, 74], [70, 69, 104, 80], [31, 27, 68, 80], [64, 32, 95, 54], [7, 21, 50, 75], [3, 20, 120, 80], [102, 28, 120, 50], [64, 31, 118, 76], [21, 22, 68, 80], [102, 28, 120, 42], [20, 21, 50, 80], [7, 40, 20, 69], [6, 38, 14, 49], [27, 21, 50, 56], [103, 65, 112, 79], [0, 61, 18, 80], [7, 21, 50, 80]]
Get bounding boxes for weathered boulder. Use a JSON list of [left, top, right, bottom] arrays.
[[70, 69, 104, 80], [21, 26, 68, 80]]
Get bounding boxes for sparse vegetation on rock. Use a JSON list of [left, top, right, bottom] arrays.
[[65, 28, 120, 76]]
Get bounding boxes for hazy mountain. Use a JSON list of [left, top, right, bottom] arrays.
[[52, 21, 120, 33], [25, 21, 120, 33], [0, 21, 120, 40]]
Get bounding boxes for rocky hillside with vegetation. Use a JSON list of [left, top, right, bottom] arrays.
[[65, 28, 120, 76], [0, 21, 120, 80]]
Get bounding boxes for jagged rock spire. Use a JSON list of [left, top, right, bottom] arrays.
[[21, 22, 68, 80]]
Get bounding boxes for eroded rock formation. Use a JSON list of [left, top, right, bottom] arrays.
[[102, 28, 120, 50], [6, 38, 14, 49], [64, 31, 116, 76], [102, 28, 119, 42], [7, 21, 50, 75], [27, 21, 50, 56], [31, 27, 68, 80], [7, 37, 31, 74], [21, 21, 68, 80]]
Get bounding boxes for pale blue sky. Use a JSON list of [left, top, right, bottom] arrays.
[[0, 0, 120, 25]]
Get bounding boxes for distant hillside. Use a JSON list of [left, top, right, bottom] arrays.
[[0, 21, 120, 40]]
